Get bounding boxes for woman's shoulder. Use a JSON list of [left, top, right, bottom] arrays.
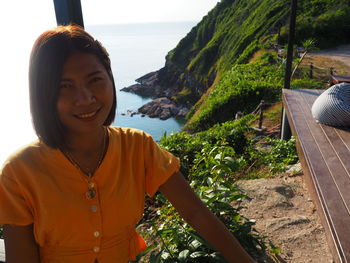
[[108, 126, 151, 140], [1, 140, 49, 171]]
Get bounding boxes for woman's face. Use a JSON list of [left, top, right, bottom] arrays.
[[57, 52, 114, 136]]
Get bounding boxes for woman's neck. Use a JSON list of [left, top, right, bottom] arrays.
[[61, 126, 108, 176], [64, 127, 106, 156]]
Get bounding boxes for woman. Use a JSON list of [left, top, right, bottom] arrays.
[[0, 25, 255, 263]]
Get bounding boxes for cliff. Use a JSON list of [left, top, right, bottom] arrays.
[[121, 0, 350, 124]]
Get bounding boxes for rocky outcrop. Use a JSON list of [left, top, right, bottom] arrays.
[[120, 71, 161, 98], [138, 97, 189, 120], [121, 62, 205, 120]]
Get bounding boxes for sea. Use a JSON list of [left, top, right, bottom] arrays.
[[0, 22, 196, 165], [86, 22, 196, 140]]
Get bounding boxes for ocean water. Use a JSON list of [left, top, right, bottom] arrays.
[[86, 22, 196, 141]]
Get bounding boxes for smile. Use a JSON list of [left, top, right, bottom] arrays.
[[76, 109, 100, 119]]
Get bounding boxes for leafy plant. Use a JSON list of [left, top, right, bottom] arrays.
[[138, 145, 271, 262], [135, 117, 294, 262], [247, 136, 298, 175]]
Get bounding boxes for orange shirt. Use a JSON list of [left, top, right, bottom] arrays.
[[0, 127, 180, 263]]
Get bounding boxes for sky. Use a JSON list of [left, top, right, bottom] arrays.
[[0, 0, 220, 27], [0, 0, 220, 164], [82, 0, 220, 24]]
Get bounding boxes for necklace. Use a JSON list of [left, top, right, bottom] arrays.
[[63, 128, 107, 200]]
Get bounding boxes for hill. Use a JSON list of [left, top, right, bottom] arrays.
[[122, 0, 350, 131]]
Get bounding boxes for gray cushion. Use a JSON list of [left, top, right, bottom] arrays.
[[312, 83, 350, 127]]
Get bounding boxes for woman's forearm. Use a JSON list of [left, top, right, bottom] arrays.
[[3, 224, 40, 263], [160, 172, 256, 263]]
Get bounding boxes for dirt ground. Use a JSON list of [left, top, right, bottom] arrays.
[[235, 164, 334, 263], [303, 44, 350, 75], [310, 45, 350, 70]]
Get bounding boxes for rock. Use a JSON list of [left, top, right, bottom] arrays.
[[177, 106, 189, 117], [136, 71, 159, 86], [121, 109, 138, 117], [120, 84, 158, 97], [138, 97, 182, 120], [121, 63, 204, 119], [286, 162, 303, 177]]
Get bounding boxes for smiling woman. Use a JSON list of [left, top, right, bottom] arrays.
[[0, 25, 255, 263]]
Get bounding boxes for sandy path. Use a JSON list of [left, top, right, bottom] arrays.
[[309, 44, 350, 68], [236, 165, 334, 263]]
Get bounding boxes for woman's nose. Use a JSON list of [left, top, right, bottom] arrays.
[[75, 87, 96, 106]]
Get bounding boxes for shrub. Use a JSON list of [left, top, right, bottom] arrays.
[[185, 53, 284, 132]]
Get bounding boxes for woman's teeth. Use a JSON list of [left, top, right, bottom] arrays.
[[78, 111, 97, 119]]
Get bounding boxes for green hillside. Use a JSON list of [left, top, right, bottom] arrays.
[[156, 0, 350, 131]]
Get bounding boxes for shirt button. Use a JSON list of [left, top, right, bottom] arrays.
[[94, 231, 100, 237], [89, 182, 95, 188], [91, 205, 98, 212], [93, 246, 100, 253]]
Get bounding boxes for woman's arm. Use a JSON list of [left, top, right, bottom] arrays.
[[159, 171, 256, 263], [3, 224, 40, 263]]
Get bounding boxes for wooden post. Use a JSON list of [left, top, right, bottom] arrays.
[[258, 100, 264, 129], [281, 0, 297, 140], [310, 63, 313, 78], [283, 0, 298, 89], [53, 0, 84, 28], [281, 108, 291, 140]]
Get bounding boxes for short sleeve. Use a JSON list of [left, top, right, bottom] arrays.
[[143, 133, 180, 197], [0, 166, 33, 225]]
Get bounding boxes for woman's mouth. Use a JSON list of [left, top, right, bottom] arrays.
[[75, 109, 100, 120]]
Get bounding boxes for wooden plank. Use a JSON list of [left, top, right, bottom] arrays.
[[301, 91, 350, 212], [299, 91, 350, 261], [336, 128, 350, 150], [282, 90, 343, 261], [0, 239, 5, 262], [283, 89, 350, 262]]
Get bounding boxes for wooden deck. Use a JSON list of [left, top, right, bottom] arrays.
[[0, 239, 4, 262], [283, 88, 350, 263]]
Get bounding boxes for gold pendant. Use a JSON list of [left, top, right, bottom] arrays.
[[86, 188, 96, 200]]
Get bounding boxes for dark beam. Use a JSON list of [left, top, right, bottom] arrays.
[[284, 0, 298, 89], [53, 0, 84, 28]]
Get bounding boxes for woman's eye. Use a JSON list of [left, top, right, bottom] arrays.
[[60, 83, 72, 89], [91, 77, 103, 83]]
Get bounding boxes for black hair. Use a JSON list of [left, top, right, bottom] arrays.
[[29, 25, 116, 148]]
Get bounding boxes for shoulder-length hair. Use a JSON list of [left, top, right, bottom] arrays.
[[29, 24, 116, 149]]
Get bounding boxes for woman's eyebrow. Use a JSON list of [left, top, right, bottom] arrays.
[[60, 71, 103, 81], [86, 70, 103, 78]]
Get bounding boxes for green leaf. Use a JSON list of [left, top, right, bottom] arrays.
[[190, 251, 207, 258], [189, 232, 212, 249], [190, 239, 202, 250], [178, 249, 190, 262], [207, 177, 213, 186]]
